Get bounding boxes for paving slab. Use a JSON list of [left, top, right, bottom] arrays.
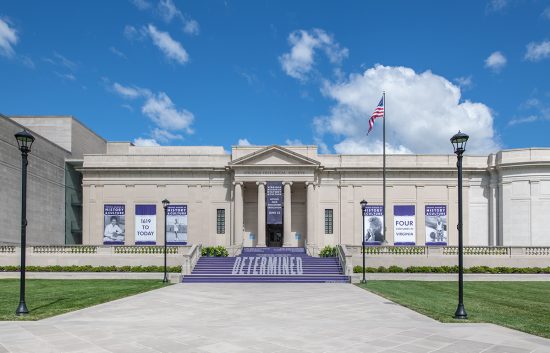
[[0, 283, 549, 353]]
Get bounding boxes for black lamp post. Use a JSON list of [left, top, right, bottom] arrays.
[[450, 130, 469, 320], [14, 129, 35, 316], [162, 199, 170, 283], [360, 200, 368, 284]]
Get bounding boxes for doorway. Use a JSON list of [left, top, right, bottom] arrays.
[[266, 224, 283, 247]]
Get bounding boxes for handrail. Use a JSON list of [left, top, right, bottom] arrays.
[[182, 244, 202, 275], [336, 244, 353, 277]]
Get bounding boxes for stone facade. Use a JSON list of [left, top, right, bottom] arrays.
[[80, 143, 550, 250], [0, 115, 106, 245], [2, 115, 549, 248]]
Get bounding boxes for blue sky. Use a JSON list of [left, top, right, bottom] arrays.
[[1, 0, 549, 155]]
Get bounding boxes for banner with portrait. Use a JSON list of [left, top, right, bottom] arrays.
[[425, 205, 447, 245], [266, 181, 283, 224], [167, 205, 188, 245], [394, 205, 416, 245], [103, 204, 125, 245], [364, 205, 384, 245], [135, 205, 156, 245]]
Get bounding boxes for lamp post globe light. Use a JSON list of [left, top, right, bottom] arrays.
[[162, 198, 170, 283], [450, 131, 469, 320], [14, 129, 35, 316], [360, 200, 368, 284]]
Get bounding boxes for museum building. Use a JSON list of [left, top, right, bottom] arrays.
[[2, 115, 550, 250]]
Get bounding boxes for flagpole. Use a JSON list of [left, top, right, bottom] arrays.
[[382, 91, 386, 244]]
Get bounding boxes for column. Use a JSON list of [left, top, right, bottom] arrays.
[[257, 182, 266, 247], [306, 182, 316, 247], [233, 182, 244, 246], [488, 170, 498, 246], [283, 181, 292, 246]]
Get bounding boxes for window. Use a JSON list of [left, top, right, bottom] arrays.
[[216, 209, 225, 234], [324, 209, 333, 234]]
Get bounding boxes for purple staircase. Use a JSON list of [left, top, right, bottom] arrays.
[[182, 247, 350, 283]]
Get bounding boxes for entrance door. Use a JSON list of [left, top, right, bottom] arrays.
[[266, 224, 283, 247]]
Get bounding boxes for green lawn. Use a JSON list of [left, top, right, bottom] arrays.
[[358, 281, 550, 339], [0, 279, 168, 321]]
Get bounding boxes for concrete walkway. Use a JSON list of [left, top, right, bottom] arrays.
[[0, 283, 549, 353]]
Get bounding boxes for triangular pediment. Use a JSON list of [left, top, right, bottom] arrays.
[[229, 145, 320, 167]]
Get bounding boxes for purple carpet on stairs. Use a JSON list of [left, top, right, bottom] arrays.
[[182, 247, 350, 283]]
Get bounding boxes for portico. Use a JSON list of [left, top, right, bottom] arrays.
[[229, 145, 320, 248]]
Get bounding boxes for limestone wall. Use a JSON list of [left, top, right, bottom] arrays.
[[0, 115, 69, 245]]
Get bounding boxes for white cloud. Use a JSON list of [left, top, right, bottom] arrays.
[[183, 19, 199, 35], [112, 82, 150, 99], [151, 128, 183, 142], [54, 72, 76, 81], [0, 18, 18, 57], [133, 138, 160, 146], [130, 0, 151, 10], [110, 81, 195, 141], [157, 0, 200, 35], [21, 55, 35, 69], [454, 76, 473, 89], [142, 92, 194, 132], [507, 115, 540, 126], [333, 139, 412, 154], [314, 64, 499, 155], [543, 7, 550, 20], [487, 0, 509, 12], [279, 28, 348, 81], [121, 104, 134, 112], [509, 97, 550, 126], [484, 51, 507, 72], [524, 40, 550, 62], [146, 24, 189, 64], [44, 52, 77, 72], [238, 138, 252, 146], [123, 25, 145, 41], [110, 46, 127, 59], [285, 139, 304, 146], [54, 52, 77, 71], [158, 0, 180, 22]]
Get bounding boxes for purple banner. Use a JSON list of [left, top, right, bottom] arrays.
[[135, 205, 156, 245], [394, 205, 416, 245], [167, 205, 188, 245], [104, 204, 125, 245], [425, 205, 447, 246], [364, 205, 384, 245], [167, 205, 187, 216], [266, 181, 283, 225]]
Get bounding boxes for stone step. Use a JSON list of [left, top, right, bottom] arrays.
[[188, 249, 346, 283], [182, 275, 350, 283]]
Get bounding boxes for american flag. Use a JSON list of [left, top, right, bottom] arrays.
[[367, 95, 384, 135]]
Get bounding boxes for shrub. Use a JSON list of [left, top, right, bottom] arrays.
[[388, 265, 404, 273], [319, 246, 337, 257], [350, 265, 549, 274], [0, 265, 182, 273], [201, 246, 229, 257]]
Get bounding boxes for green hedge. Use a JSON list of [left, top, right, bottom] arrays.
[[352, 265, 550, 274], [0, 265, 182, 273], [319, 245, 337, 257], [201, 246, 229, 257]]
